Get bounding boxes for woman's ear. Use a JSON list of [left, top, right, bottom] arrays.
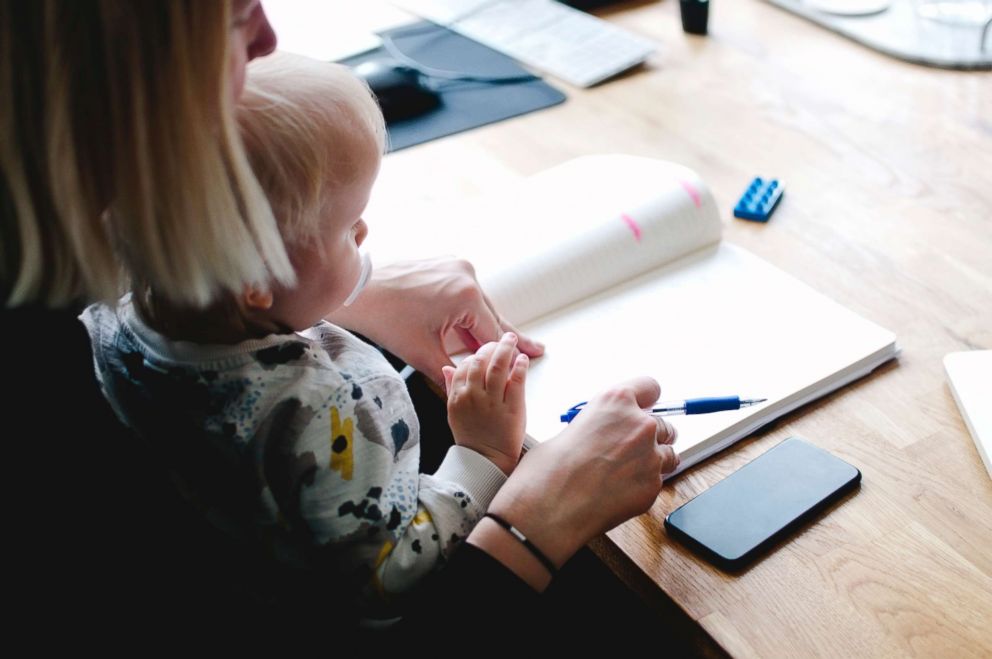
[[243, 285, 274, 310]]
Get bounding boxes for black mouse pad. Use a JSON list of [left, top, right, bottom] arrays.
[[339, 21, 567, 152]]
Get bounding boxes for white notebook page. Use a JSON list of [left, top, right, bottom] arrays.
[[518, 241, 897, 472], [945, 351, 992, 479], [366, 156, 721, 326], [364, 155, 898, 473]]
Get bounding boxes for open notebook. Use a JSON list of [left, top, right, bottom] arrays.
[[365, 155, 899, 474], [944, 351, 992, 480]]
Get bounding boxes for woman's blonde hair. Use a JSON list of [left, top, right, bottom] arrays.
[[1, 0, 294, 308], [236, 53, 387, 248]]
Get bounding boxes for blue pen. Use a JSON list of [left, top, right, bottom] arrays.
[[560, 396, 767, 423]]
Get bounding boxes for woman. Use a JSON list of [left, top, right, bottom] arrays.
[[1, 0, 677, 645]]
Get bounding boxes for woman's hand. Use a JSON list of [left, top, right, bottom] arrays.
[[469, 376, 678, 589], [326, 257, 544, 386]]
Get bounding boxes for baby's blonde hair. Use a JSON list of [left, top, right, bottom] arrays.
[[237, 53, 387, 248], [1, 0, 294, 308]]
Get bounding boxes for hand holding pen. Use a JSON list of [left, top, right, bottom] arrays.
[[561, 395, 767, 423]]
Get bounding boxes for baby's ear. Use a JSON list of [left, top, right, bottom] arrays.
[[243, 285, 274, 310]]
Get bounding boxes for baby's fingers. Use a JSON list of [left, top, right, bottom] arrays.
[[467, 353, 485, 390], [486, 332, 518, 393], [450, 358, 473, 393], [473, 341, 499, 367], [505, 353, 528, 407], [442, 365, 456, 396]]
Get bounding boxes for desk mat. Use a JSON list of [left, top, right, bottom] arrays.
[[340, 21, 567, 152]]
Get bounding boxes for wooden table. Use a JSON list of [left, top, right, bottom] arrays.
[[281, 1, 992, 655]]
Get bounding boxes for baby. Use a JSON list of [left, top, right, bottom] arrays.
[[81, 53, 528, 609]]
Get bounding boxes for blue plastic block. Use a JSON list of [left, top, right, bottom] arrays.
[[733, 177, 784, 222]]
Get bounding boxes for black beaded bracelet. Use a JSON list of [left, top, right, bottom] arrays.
[[484, 512, 558, 577]]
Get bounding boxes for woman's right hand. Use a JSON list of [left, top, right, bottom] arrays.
[[470, 376, 678, 586]]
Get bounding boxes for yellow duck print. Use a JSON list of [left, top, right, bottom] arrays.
[[329, 406, 354, 480]]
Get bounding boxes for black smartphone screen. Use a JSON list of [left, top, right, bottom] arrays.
[[664, 437, 861, 570]]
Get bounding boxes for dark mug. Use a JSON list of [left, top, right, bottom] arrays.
[[680, 0, 710, 35]]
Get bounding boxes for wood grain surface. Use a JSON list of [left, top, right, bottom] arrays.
[[306, 1, 992, 654]]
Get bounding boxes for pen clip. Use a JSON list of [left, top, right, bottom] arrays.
[[560, 401, 588, 423]]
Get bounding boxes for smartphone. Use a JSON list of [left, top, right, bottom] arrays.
[[664, 437, 861, 570]]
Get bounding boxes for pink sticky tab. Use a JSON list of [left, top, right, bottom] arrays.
[[680, 180, 702, 208], [620, 213, 642, 241]]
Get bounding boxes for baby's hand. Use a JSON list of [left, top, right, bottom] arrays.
[[442, 332, 528, 476]]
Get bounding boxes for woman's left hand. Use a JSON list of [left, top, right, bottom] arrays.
[[326, 257, 544, 387]]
